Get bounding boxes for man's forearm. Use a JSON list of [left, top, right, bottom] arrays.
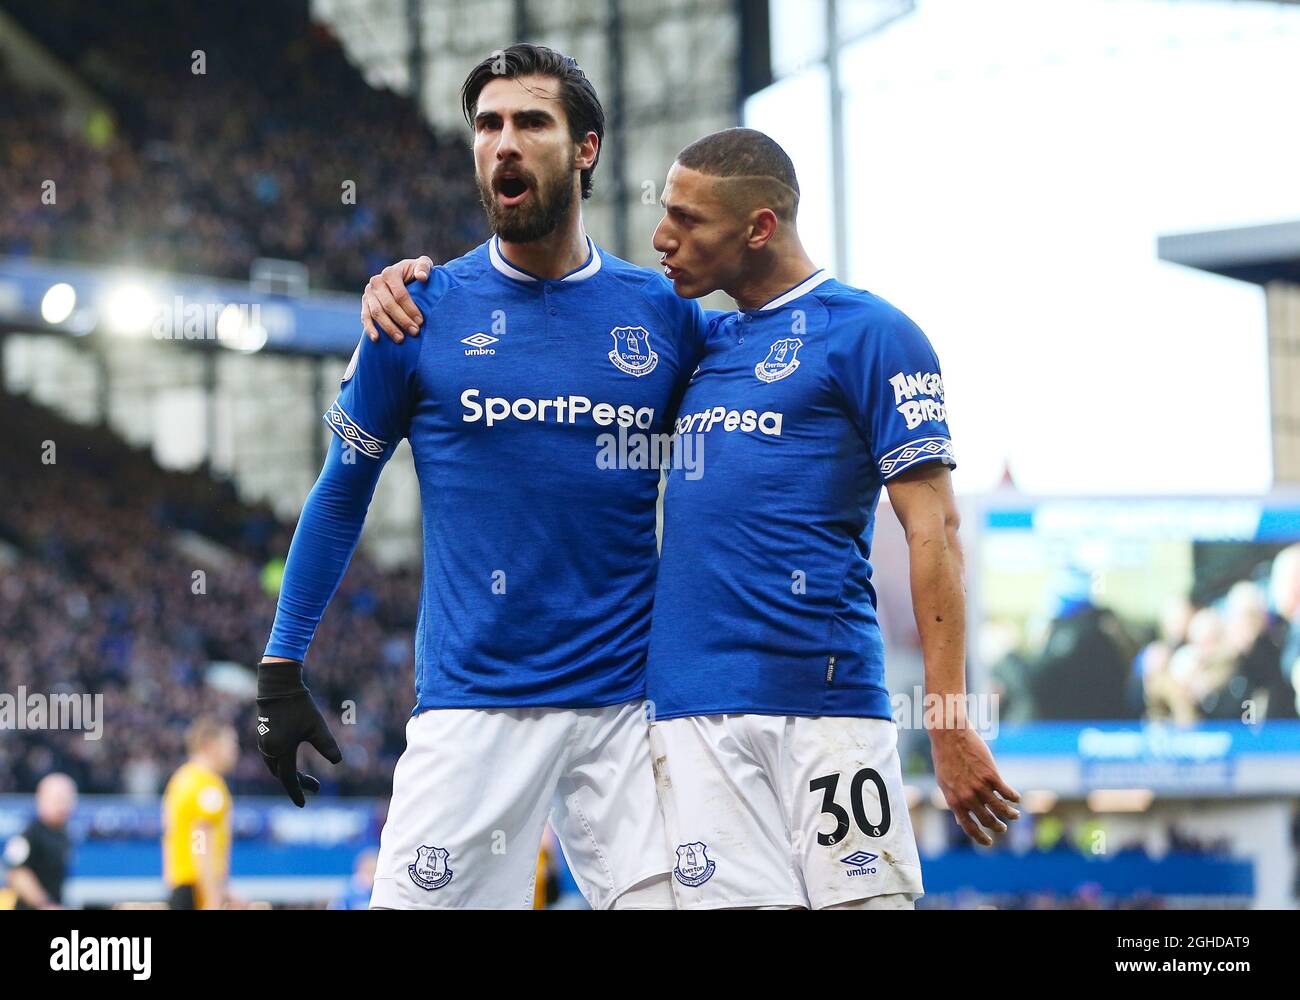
[[263, 436, 385, 661], [907, 518, 969, 727]]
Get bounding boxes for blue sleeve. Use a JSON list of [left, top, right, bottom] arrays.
[[265, 276, 440, 659], [263, 435, 388, 660], [827, 303, 957, 481], [324, 326, 422, 457]]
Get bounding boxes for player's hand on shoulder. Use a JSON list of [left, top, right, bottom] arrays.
[[362, 255, 435, 344]]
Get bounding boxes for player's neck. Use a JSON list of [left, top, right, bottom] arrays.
[[730, 241, 820, 312], [496, 211, 591, 280]]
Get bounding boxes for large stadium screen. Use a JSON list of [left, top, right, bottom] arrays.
[[975, 495, 1300, 727]]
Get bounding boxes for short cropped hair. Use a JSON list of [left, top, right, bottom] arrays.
[[461, 43, 605, 200], [186, 716, 230, 755], [675, 128, 800, 221]]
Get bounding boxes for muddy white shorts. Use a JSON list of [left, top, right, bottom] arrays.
[[649, 714, 924, 910], [371, 701, 671, 909]]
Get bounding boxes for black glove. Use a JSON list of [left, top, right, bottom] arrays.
[[256, 661, 343, 807]]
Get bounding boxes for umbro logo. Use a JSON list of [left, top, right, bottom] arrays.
[[461, 332, 498, 356], [257, 716, 270, 736], [841, 850, 878, 877]]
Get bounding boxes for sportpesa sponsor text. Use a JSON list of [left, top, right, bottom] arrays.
[[460, 366, 944, 437], [460, 388, 787, 436]]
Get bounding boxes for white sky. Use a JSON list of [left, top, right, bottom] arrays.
[[746, 0, 1300, 496]]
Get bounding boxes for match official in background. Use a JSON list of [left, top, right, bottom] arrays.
[[163, 717, 237, 909], [2, 772, 77, 910]]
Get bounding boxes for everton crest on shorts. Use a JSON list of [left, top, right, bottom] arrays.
[[673, 842, 716, 887], [407, 845, 453, 890]]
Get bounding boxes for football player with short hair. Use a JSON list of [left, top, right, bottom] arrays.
[[641, 127, 1020, 909]]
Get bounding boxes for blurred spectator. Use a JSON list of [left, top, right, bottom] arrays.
[[1269, 544, 1300, 718], [1164, 607, 1234, 723], [1219, 579, 1294, 721], [1141, 568, 1299, 724], [1025, 567, 1138, 720], [1133, 595, 1194, 719]]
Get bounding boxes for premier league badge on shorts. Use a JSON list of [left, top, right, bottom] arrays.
[[608, 326, 658, 377], [408, 844, 453, 890], [755, 337, 803, 383], [673, 842, 716, 887]]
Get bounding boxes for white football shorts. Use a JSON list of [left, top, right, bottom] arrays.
[[649, 714, 924, 909], [371, 701, 671, 909]]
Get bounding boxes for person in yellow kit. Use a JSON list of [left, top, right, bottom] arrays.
[[163, 717, 238, 909]]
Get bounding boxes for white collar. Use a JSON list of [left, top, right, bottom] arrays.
[[489, 235, 603, 283], [754, 269, 833, 312]]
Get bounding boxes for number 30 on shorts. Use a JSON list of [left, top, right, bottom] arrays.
[[809, 769, 892, 846]]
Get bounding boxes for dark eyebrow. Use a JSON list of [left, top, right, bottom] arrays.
[[513, 108, 557, 125], [665, 202, 698, 222], [474, 108, 557, 127]]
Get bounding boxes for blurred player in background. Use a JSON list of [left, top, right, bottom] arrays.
[[2, 772, 77, 910], [163, 717, 237, 910], [257, 43, 709, 909], [534, 829, 559, 909]]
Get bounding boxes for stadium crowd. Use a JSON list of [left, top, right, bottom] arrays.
[[0, 390, 419, 797], [0, 0, 484, 291]]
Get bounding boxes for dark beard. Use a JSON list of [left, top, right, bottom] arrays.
[[478, 161, 575, 243]]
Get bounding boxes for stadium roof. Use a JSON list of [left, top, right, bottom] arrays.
[[1157, 219, 1300, 286]]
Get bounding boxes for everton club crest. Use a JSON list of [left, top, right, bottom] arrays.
[[608, 326, 659, 377], [408, 844, 453, 890], [755, 337, 803, 383], [673, 842, 717, 887]]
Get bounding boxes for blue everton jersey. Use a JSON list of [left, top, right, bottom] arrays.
[[328, 236, 708, 710], [646, 271, 955, 720]]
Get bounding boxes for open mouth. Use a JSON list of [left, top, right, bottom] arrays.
[[495, 175, 531, 206]]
